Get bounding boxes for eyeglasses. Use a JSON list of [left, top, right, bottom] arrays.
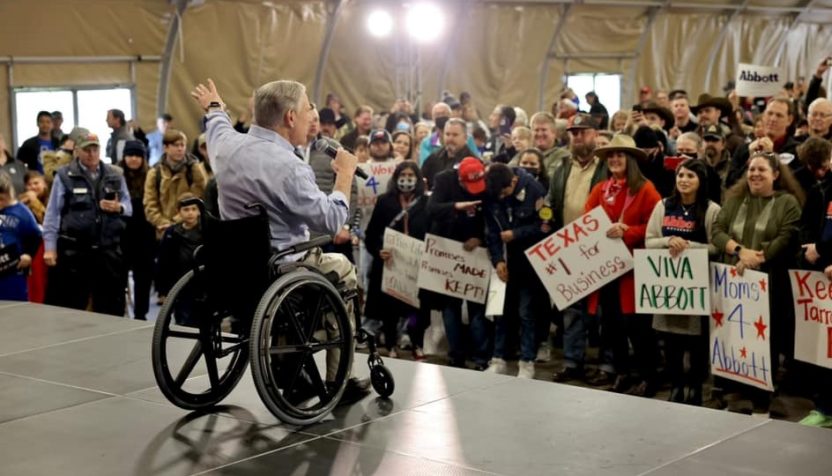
[[809, 112, 832, 119]]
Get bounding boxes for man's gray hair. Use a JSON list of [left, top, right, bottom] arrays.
[[809, 97, 831, 114], [445, 117, 468, 134], [254, 80, 306, 129], [678, 131, 703, 149]]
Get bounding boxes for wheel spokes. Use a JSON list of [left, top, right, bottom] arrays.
[[174, 341, 203, 388]]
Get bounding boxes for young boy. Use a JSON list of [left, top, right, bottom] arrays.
[[156, 192, 203, 325], [0, 171, 42, 301]]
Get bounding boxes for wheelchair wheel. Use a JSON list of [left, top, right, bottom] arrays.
[[151, 268, 250, 410], [249, 269, 353, 426], [370, 364, 395, 398]]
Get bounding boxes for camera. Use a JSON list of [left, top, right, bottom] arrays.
[[632, 104, 643, 113]]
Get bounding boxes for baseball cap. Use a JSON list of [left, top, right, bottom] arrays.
[[369, 129, 391, 143], [458, 157, 486, 195], [318, 107, 336, 125], [68, 127, 90, 144], [567, 113, 598, 131], [703, 124, 724, 140], [77, 132, 100, 149]]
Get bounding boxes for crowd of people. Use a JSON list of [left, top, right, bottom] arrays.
[[2, 57, 832, 428]]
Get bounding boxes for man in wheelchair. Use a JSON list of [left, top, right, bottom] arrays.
[[192, 79, 371, 407]]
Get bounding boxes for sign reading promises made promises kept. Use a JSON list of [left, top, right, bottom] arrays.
[[417, 234, 491, 304], [634, 249, 710, 315]]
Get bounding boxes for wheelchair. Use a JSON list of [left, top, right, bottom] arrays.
[[151, 201, 394, 426]]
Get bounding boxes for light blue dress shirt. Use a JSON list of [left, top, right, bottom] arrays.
[[205, 111, 349, 259]]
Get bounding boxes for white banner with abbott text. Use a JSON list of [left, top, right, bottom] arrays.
[[417, 234, 491, 304], [634, 249, 710, 315], [789, 270, 832, 370], [735, 63, 783, 98], [381, 228, 423, 308], [709, 263, 774, 391], [525, 206, 633, 311]]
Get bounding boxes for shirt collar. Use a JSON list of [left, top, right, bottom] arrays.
[[248, 125, 296, 152]]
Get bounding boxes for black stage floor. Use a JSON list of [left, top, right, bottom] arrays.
[[0, 301, 830, 475]]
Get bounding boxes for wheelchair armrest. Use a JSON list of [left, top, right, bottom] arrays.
[[273, 235, 332, 260]]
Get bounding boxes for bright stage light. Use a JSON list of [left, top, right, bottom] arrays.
[[367, 10, 393, 38], [406, 3, 444, 43]]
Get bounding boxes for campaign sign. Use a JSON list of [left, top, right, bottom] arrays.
[[525, 206, 633, 311], [417, 234, 491, 304], [485, 272, 506, 318], [634, 249, 710, 315], [381, 228, 423, 308], [789, 270, 832, 370], [357, 160, 399, 230], [709, 263, 773, 391], [735, 63, 783, 98]]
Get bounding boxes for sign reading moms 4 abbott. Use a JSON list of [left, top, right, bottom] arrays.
[[525, 206, 632, 310], [357, 161, 399, 230], [709, 263, 773, 391], [735, 63, 783, 98], [789, 270, 832, 370], [381, 228, 423, 308], [417, 234, 491, 304], [634, 249, 710, 315]]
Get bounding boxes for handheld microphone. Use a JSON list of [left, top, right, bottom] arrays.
[[313, 139, 369, 179]]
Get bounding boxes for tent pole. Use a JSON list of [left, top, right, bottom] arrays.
[[312, 0, 347, 106], [157, 0, 188, 119]]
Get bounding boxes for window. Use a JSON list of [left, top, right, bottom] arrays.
[[566, 73, 621, 116], [13, 87, 134, 162]]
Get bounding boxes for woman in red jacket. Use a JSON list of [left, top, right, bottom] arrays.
[[585, 134, 662, 396]]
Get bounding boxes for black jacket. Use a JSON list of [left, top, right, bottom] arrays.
[[16, 135, 58, 171], [426, 168, 485, 243], [364, 192, 429, 318], [725, 135, 800, 189], [421, 146, 475, 191], [156, 223, 202, 295]]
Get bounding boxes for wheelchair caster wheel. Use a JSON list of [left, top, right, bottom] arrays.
[[370, 365, 395, 398]]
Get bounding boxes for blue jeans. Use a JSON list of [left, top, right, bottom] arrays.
[[442, 300, 491, 367], [563, 301, 614, 373], [494, 284, 540, 362]]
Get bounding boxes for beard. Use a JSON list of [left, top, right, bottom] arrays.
[[570, 142, 596, 160]]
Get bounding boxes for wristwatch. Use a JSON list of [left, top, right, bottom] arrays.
[[733, 245, 742, 256], [206, 101, 224, 113]]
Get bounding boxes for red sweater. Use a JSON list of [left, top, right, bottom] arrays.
[[584, 179, 661, 315]]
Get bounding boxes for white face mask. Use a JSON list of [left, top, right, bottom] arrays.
[[397, 176, 417, 193]]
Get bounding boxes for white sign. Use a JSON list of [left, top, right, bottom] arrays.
[[634, 249, 710, 315], [735, 63, 783, 98], [709, 263, 773, 391], [417, 234, 491, 304], [789, 270, 832, 370], [381, 228, 423, 308], [357, 160, 399, 231], [485, 273, 506, 318], [525, 206, 633, 310]]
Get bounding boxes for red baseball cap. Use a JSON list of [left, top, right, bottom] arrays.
[[458, 157, 485, 195]]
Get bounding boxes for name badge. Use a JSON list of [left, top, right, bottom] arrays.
[[72, 187, 88, 194]]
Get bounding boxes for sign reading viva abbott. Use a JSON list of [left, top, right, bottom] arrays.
[[789, 270, 832, 370], [709, 263, 773, 391], [634, 249, 710, 315], [417, 234, 491, 304], [525, 206, 633, 310]]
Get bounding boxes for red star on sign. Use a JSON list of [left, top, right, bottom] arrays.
[[712, 310, 724, 327], [740, 347, 748, 358], [759, 279, 767, 292], [730, 267, 738, 277], [754, 316, 767, 340]]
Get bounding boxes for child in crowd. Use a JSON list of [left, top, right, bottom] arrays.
[[0, 172, 42, 301], [156, 193, 203, 325], [19, 171, 49, 302]]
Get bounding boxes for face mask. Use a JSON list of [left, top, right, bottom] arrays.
[[397, 177, 417, 193], [434, 116, 449, 131], [521, 166, 539, 177], [397, 121, 410, 131]]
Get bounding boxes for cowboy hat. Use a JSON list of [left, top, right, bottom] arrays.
[[641, 101, 675, 131], [594, 134, 647, 162], [690, 93, 733, 118]]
